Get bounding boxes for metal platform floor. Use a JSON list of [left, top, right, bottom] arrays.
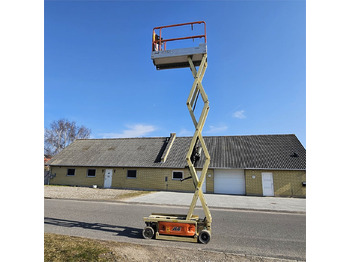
[[151, 43, 207, 70]]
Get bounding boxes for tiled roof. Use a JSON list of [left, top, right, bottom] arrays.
[[197, 135, 306, 170], [47, 134, 305, 170]]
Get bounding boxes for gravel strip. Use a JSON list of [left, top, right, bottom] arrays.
[[44, 185, 151, 201]]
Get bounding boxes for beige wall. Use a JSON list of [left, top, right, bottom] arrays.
[[49, 166, 305, 197], [50, 166, 105, 187], [50, 166, 214, 193], [245, 170, 306, 197]]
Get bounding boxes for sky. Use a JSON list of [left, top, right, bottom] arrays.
[[44, 0, 306, 146]]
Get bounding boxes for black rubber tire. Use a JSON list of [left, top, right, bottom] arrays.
[[142, 226, 155, 239], [198, 230, 211, 244]]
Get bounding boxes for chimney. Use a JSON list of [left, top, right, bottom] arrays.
[[161, 133, 176, 163]]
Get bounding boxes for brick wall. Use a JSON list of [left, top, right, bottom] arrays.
[[245, 170, 306, 197], [245, 170, 263, 196], [50, 166, 105, 187], [49, 166, 304, 197], [49, 166, 214, 193], [114, 167, 194, 191]]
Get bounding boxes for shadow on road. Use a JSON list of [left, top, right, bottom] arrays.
[[44, 217, 142, 239]]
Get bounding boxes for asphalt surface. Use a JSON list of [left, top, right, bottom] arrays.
[[44, 199, 306, 260]]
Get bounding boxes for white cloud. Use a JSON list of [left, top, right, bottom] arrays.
[[233, 110, 246, 119], [206, 124, 228, 134], [178, 128, 193, 136], [101, 124, 156, 138]]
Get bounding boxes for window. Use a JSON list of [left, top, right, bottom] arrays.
[[67, 168, 75, 176], [172, 171, 183, 180], [127, 170, 137, 178], [87, 169, 96, 177]]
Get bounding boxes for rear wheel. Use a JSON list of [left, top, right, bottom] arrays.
[[142, 226, 155, 239], [198, 230, 211, 244]]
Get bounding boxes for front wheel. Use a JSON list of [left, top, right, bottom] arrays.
[[142, 226, 155, 239], [198, 230, 211, 244]]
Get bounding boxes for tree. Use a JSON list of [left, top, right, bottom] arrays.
[[45, 119, 91, 156]]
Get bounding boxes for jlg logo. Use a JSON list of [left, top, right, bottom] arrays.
[[172, 226, 181, 231]]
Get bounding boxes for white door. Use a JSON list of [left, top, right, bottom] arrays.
[[262, 172, 274, 196], [196, 171, 206, 193], [214, 169, 245, 195], [104, 169, 113, 188]]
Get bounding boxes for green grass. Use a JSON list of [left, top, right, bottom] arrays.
[[44, 233, 118, 262]]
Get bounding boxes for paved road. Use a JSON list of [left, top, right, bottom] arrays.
[[44, 199, 306, 260]]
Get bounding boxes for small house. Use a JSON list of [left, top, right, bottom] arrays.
[[46, 134, 306, 197]]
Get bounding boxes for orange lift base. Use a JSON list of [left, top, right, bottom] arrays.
[[158, 221, 196, 236], [143, 213, 210, 244]]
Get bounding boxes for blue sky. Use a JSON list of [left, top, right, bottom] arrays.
[[45, 0, 306, 146]]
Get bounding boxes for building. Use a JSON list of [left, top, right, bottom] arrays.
[[46, 134, 306, 197]]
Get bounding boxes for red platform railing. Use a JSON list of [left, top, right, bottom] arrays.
[[152, 21, 206, 52]]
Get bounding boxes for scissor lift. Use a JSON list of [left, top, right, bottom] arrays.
[[143, 21, 212, 244]]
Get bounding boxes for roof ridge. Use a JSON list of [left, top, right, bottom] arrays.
[[76, 137, 168, 141], [203, 134, 296, 138], [76, 134, 296, 141]]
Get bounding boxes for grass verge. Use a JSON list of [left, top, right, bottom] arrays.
[[44, 233, 117, 262], [44, 185, 154, 201], [45, 233, 290, 262]]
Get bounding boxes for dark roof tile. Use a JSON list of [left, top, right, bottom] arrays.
[[47, 134, 305, 170]]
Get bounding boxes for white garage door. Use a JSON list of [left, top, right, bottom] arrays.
[[214, 169, 245, 195]]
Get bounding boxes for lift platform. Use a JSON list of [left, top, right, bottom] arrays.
[[151, 21, 207, 70], [143, 21, 212, 244]]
